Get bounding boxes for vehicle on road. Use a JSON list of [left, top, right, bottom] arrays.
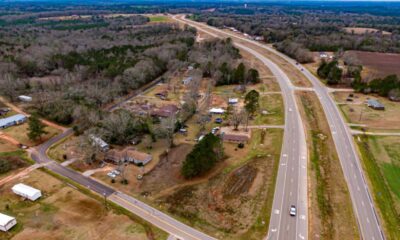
[[290, 205, 297, 216]]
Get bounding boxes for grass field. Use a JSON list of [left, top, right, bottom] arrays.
[[333, 92, 400, 130], [297, 92, 359, 239], [148, 15, 170, 22], [253, 94, 284, 125], [0, 170, 166, 240], [355, 135, 400, 239], [3, 123, 61, 147]]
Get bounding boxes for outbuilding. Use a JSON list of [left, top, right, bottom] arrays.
[[209, 108, 225, 114], [228, 98, 239, 105], [367, 99, 385, 110], [0, 114, 27, 129], [0, 213, 17, 232], [12, 183, 42, 201], [89, 135, 109, 152]]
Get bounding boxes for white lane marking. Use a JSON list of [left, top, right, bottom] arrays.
[[271, 228, 277, 232], [301, 156, 306, 160], [299, 233, 305, 239], [274, 209, 280, 214], [357, 186, 361, 191], [361, 201, 365, 206], [286, 225, 290, 231], [292, 167, 294, 172], [283, 154, 288, 157], [300, 215, 306, 220], [290, 191, 292, 196], [367, 218, 370, 223], [332, 131, 336, 134], [301, 165, 306, 169], [281, 163, 287, 166]]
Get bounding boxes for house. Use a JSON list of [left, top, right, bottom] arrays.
[[221, 132, 250, 143], [0, 213, 17, 232], [151, 104, 179, 118], [182, 76, 193, 85], [11, 183, 42, 201], [367, 99, 385, 110], [0, 114, 27, 129], [105, 148, 152, 166], [209, 108, 225, 114], [228, 98, 239, 105], [253, 36, 264, 41], [18, 95, 32, 102], [89, 135, 109, 152]]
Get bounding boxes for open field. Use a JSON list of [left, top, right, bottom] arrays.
[[332, 92, 400, 130], [355, 135, 400, 239], [2, 123, 61, 147], [154, 129, 283, 240], [344, 51, 400, 79], [147, 15, 171, 23], [0, 169, 166, 240], [253, 94, 284, 125], [0, 151, 30, 181], [0, 138, 19, 152], [343, 27, 391, 35], [297, 92, 359, 239]]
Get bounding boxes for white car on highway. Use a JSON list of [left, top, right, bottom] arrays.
[[290, 205, 297, 216]]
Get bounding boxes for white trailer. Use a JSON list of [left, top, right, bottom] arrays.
[[12, 183, 42, 201], [0, 213, 17, 232], [18, 95, 32, 102]]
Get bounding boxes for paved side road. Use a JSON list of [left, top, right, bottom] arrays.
[[172, 15, 309, 240], [31, 130, 216, 240]]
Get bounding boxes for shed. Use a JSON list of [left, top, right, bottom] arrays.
[[0, 114, 27, 129], [18, 95, 32, 102], [12, 183, 42, 201], [367, 99, 385, 110], [209, 108, 225, 114], [0, 213, 17, 232], [182, 77, 193, 85]]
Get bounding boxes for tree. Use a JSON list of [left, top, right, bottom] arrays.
[[181, 133, 223, 179], [234, 63, 246, 84], [244, 90, 260, 118], [0, 159, 11, 174], [27, 114, 48, 141], [246, 68, 260, 84], [231, 108, 246, 130]]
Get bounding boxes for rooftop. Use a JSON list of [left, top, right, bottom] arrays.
[[0, 114, 26, 127], [0, 213, 15, 226]]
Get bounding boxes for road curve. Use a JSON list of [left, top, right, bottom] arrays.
[[172, 15, 309, 240], [175, 15, 385, 240]]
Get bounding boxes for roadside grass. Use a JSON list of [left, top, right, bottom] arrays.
[[298, 92, 359, 239], [253, 94, 284, 125], [355, 135, 400, 239]]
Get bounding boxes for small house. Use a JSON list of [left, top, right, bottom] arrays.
[[221, 133, 250, 143], [228, 98, 239, 105], [12, 183, 42, 201], [89, 135, 109, 152], [209, 108, 225, 114], [0, 213, 17, 232], [0, 114, 27, 129], [105, 148, 152, 166], [18, 95, 32, 102], [367, 99, 385, 110]]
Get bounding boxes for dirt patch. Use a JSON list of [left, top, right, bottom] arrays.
[[343, 27, 391, 36], [223, 165, 257, 197], [140, 143, 193, 195]]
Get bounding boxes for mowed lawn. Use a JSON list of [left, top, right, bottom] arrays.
[[356, 135, 400, 239]]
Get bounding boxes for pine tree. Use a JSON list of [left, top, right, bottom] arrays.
[[27, 114, 48, 141]]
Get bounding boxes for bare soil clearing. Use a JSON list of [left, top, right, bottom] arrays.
[[343, 27, 391, 35]]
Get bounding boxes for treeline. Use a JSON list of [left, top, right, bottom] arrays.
[[353, 75, 400, 99], [193, 7, 400, 62]]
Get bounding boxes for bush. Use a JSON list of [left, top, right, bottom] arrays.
[[0, 159, 11, 174]]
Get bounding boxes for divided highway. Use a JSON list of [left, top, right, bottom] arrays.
[[175, 15, 385, 240], [173, 15, 309, 240]]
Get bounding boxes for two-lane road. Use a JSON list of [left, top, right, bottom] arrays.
[[173, 15, 309, 240]]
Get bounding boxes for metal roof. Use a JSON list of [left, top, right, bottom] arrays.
[[0, 213, 15, 227], [12, 183, 41, 198], [0, 114, 26, 127], [367, 99, 384, 108]]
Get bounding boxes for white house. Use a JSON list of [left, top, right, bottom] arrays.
[[12, 183, 42, 201], [18, 95, 32, 102], [209, 108, 225, 114], [0, 213, 17, 232]]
